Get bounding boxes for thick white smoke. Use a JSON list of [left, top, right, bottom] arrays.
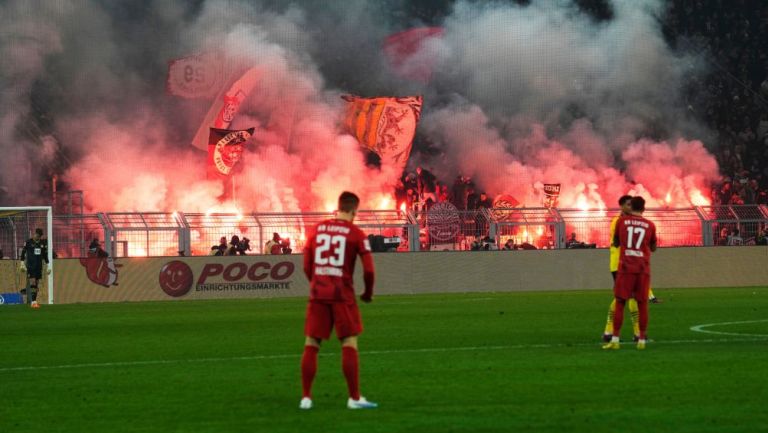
[[0, 0, 65, 203], [418, 0, 717, 208], [0, 0, 719, 215]]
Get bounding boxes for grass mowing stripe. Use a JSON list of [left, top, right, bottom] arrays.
[[2, 336, 766, 373]]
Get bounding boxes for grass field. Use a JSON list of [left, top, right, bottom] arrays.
[[1, 287, 767, 433]]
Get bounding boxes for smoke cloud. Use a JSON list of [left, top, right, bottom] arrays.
[[0, 0, 718, 214], [420, 0, 717, 208]]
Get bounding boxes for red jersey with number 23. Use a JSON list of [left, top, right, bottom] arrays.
[[304, 219, 372, 303], [613, 214, 657, 275]]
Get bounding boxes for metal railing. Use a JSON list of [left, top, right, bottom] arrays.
[[494, 207, 564, 250], [22, 205, 767, 258], [555, 207, 707, 248], [412, 206, 493, 251], [53, 214, 105, 258], [698, 205, 768, 246], [183, 213, 261, 256], [102, 212, 185, 258]]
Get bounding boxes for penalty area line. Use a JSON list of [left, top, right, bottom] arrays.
[[1, 336, 766, 373]]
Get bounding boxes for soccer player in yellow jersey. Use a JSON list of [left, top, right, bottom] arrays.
[[603, 195, 660, 342]]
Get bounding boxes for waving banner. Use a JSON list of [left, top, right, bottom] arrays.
[[207, 127, 254, 180], [491, 194, 520, 221], [543, 184, 562, 208], [166, 52, 222, 99], [383, 27, 444, 82], [192, 67, 262, 151], [342, 95, 423, 175]]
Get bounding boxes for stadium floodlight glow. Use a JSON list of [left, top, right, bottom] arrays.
[[0, 206, 54, 304]]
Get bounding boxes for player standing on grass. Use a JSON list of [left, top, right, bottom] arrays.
[[603, 195, 662, 342], [19, 228, 50, 309], [603, 195, 641, 341], [299, 191, 378, 410], [603, 196, 657, 350]]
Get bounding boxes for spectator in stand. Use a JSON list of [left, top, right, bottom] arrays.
[[745, 179, 760, 204], [717, 227, 729, 246], [235, 237, 252, 255], [729, 194, 745, 205], [438, 184, 450, 203], [727, 228, 744, 246], [757, 111, 768, 143], [756, 226, 768, 245], [416, 166, 437, 203], [265, 233, 283, 255], [227, 235, 240, 255], [403, 172, 417, 195], [718, 181, 733, 205], [405, 188, 418, 211], [210, 236, 228, 256], [757, 189, 768, 205], [470, 192, 493, 238], [466, 187, 479, 210], [477, 192, 493, 210], [451, 175, 468, 209]]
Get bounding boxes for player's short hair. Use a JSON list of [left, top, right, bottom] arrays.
[[618, 195, 633, 206], [338, 191, 360, 213], [34, 228, 43, 236], [631, 196, 646, 212]]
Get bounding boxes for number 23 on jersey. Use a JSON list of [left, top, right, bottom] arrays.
[[315, 234, 347, 266]]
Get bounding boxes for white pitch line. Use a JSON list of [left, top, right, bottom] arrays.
[[380, 297, 496, 305], [689, 319, 768, 337], [1, 336, 766, 373]]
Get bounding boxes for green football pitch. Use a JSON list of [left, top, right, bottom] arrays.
[[1, 287, 767, 433]]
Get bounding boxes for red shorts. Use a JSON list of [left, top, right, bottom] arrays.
[[304, 301, 363, 340], [613, 273, 650, 302]]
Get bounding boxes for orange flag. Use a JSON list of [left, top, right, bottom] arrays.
[[342, 95, 423, 174]]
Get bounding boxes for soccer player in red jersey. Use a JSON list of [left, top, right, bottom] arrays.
[[299, 191, 377, 410], [603, 196, 657, 350]]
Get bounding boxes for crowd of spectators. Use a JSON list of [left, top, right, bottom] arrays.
[[209, 235, 254, 256], [397, 5, 768, 211], [664, 0, 768, 206], [395, 167, 496, 213]]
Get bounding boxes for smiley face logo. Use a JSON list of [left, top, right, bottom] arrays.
[[159, 261, 193, 297]]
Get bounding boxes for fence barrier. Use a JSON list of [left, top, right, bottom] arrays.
[[1, 206, 766, 259]]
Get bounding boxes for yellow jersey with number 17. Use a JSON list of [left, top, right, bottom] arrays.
[[609, 215, 620, 272]]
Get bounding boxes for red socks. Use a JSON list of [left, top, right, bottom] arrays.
[[613, 298, 648, 339], [612, 298, 626, 337], [301, 345, 319, 398], [302, 345, 361, 400], [342, 346, 361, 400], [638, 300, 648, 339]]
